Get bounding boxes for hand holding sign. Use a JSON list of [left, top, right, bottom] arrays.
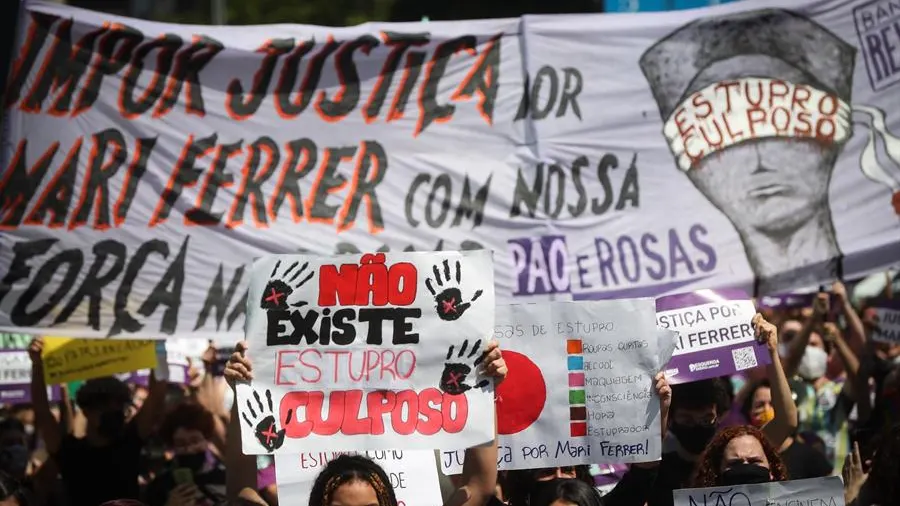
[[751, 313, 778, 354], [439, 339, 505, 395], [225, 342, 286, 452]]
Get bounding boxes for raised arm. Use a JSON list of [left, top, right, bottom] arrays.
[[445, 340, 506, 506], [754, 314, 798, 449], [822, 322, 861, 403], [134, 366, 168, 439], [783, 293, 828, 378], [832, 282, 867, 355], [223, 341, 266, 504], [28, 338, 62, 454]]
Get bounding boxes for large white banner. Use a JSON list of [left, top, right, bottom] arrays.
[[1, 0, 898, 339]]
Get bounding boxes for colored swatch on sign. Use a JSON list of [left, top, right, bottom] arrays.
[[566, 339, 587, 437]]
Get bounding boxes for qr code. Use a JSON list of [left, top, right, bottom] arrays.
[[731, 346, 758, 371]]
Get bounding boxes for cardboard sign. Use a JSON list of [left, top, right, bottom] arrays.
[[41, 337, 158, 384], [657, 289, 769, 384], [441, 300, 672, 472], [275, 450, 441, 506], [871, 299, 900, 344], [236, 251, 496, 454], [673, 476, 844, 506]]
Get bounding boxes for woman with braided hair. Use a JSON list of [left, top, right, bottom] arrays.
[[308, 455, 398, 506], [224, 340, 508, 506]]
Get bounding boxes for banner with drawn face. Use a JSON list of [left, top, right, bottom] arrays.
[[1, 0, 898, 341], [235, 250, 495, 454]]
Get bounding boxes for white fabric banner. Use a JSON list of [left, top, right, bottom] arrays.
[[440, 299, 669, 472], [673, 476, 844, 506], [1, 0, 898, 339], [235, 250, 496, 454]]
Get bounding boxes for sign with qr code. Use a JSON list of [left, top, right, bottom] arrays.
[[656, 288, 769, 384]]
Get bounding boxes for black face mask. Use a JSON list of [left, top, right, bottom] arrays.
[[97, 410, 126, 439], [719, 463, 771, 486], [176, 450, 207, 472], [670, 423, 716, 455]]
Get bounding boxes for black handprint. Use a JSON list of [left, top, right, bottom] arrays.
[[439, 339, 490, 395], [241, 389, 287, 452], [260, 260, 314, 310], [426, 259, 483, 321]]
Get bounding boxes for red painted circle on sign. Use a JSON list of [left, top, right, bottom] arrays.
[[496, 350, 546, 435]]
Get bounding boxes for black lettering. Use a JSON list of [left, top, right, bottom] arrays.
[[451, 175, 491, 228], [109, 239, 168, 336], [186, 140, 240, 225], [227, 39, 293, 120], [391, 308, 421, 344], [12, 249, 83, 327], [195, 264, 245, 331], [54, 240, 127, 329], [114, 137, 155, 226], [151, 134, 217, 226], [337, 140, 387, 231], [119, 34, 181, 118], [557, 67, 583, 120], [136, 237, 188, 335], [510, 164, 543, 218], [331, 308, 357, 345], [417, 36, 476, 135], [155, 36, 223, 117], [70, 129, 128, 230], [591, 154, 617, 215], [317, 35, 379, 121], [0, 140, 59, 228], [77, 25, 144, 115], [531, 65, 558, 120], [365, 32, 429, 121], [267, 139, 317, 222], [228, 137, 279, 227], [0, 238, 57, 305], [568, 156, 588, 216], [309, 146, 356, 221]]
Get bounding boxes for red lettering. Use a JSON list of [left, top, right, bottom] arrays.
[[279, 389, 469, 439], [388, 262, 418, 305], [356, 253, 388, 305], [275, 350, 298, 386], [746, 108, 767, 137], [791, 85, 811, 111], [318, 264, 359, 306], [818, 94, 838, 115], [769, 80, 789, 107], [691, 92, 712, 119]]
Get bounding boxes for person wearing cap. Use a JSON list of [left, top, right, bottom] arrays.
[[639, 9, 899, 294], [27, 338, 167, 506]]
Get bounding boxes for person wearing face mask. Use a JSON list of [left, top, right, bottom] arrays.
[[146, 402, 225, 506], [27, 338, 167, 506], [691, 425, 789, 488], [781, 293, 860, 475], [0, 419, 32, 482], [740, 380, 831, 480], [630, 314, 796, 506]]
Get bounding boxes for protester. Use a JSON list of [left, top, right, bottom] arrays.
[[740, 380, 831, 479], [28, 338, 167, 506], [0, 419, 31, 481], [526, 477, 604, 506], [691, 425, 789, 487], [845, 423, 899, 506], [145, 402, 226, 506], [627, 313, 796, 506], [781, 292, 861, 473], [223, 340, 507, 506], [0, 471, 29, 506]]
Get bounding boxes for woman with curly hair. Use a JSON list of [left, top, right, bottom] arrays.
[[692, 426, 789, 487]]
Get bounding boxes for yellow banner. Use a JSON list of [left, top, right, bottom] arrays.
[[42, 338, 158, 385]]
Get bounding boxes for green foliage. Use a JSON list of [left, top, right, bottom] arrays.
[[155, 0, 398, 26]]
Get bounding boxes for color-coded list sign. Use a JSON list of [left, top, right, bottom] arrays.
[[567, 339, 587, 437]]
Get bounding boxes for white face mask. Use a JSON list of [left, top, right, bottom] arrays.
[[798, 346, 828, 381]]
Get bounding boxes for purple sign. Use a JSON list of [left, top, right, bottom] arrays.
[[756, 293, 817, 310], [508, 235, 571, 296], [657, 289, 770, 384], [871, 298, 900, 344]]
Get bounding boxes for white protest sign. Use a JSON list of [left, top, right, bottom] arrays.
[[275, 450, 441, 506], [441, 299, 661, 472], [871, 299, 900, 344], [237, 250, 495, 454], [656, 289, 768, 384], [673, 476, 844, 506]]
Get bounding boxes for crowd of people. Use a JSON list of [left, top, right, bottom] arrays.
[[0, 281, 897, 506]]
